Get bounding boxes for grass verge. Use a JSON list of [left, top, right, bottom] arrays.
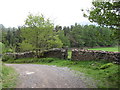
[[2, 64, 18, 88], [5, 58, 120, 88]]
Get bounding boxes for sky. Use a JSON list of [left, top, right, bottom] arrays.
[[0, 0, 95, 28]]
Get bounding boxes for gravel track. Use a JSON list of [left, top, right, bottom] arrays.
[[5, 64, 97, 88]]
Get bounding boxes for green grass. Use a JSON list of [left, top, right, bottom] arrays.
[[0, 59, 2, 89], [2, 64, 18, 88], [88, 46, 119, 52], [5, 58, 120, 88], [68, 50, 72, 59], [0, 42, 4, 54]]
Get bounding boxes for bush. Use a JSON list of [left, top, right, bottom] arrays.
[[2, 54, 15, 62]]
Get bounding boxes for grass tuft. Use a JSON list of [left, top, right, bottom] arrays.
[[2, 64, 18, 88]]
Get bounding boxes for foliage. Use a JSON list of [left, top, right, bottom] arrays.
[[19, 40, 35, 51], [2, 64, 18, 88], [47, 35, 63, 48], [58, 30, 70, 47], [0, 42, 13, 54], [82, 0, 120, 40], [1, 21, 118, 52], [55, 24, 117, 48], [1, 26, 22, 53], [0, 42, 3, 54], [2, 54, 15, 62], [69, 24, 117, 47], [91, 1, 119, 27], [20, 13, 63, 55]]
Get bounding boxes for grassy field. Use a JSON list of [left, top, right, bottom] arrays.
[[88, 46, 119, 52], [67, 46, 119, 59], [2, 64, 18, 88], [6, 58, 120, 88]]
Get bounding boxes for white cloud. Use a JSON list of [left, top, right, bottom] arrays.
[[0, 0, 93, 27]]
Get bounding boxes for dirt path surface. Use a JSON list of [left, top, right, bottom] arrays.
[[5, 64, 97, 88]]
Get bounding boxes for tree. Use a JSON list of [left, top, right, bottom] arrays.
[[54, 25, 62, 32], [58, 30, 70, 47], [68, 23, 117, 47], [20, 13, 63, 57], [82, 0, 120, 41]]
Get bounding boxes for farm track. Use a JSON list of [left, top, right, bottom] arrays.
[[5, 64, 97, 88]]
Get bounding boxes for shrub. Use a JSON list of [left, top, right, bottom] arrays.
[[2, 54, 15, 62]]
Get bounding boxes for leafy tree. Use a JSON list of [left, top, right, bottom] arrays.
[[82, 0, 120, 43], [70, 24, 85, 47], [58, 30, 70, 47], [69, 24, 117, 47], [20, 13, 63, 56], [82, 0, 120, 28], [54, 25, 62, 32], [63, 26, 70, 36], [19, 40, 35, 51]]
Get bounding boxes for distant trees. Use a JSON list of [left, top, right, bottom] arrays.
[[55, 24, 117, 48], [1, 26, 21, 52], [58, 30, 70, 47], [1, 11, 118, 54]]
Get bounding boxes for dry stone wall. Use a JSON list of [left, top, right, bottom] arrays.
[[4, 48, 119, 64], [4, 48, 68, 60], [5, 51, 35, 59], [40, 48, 68, 59], [71, 49, 120, 64]]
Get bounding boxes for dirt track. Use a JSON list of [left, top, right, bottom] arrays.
[[5, 64, 97, 88]]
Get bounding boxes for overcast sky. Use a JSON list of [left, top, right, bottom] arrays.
[[0, 0, 95, 28]]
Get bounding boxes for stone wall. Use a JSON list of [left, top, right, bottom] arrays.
[[4, 48, 68, 60], [40, 48, 68, 59], [71, 49, 120, 64], [5, 51, 35, 59], [4, 48, 119, 64]]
